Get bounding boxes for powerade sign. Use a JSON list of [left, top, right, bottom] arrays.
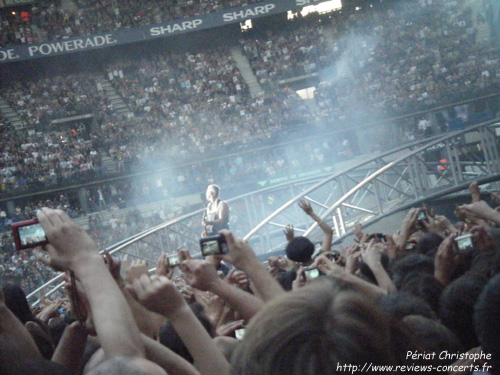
[[0, 0, 330, 63]]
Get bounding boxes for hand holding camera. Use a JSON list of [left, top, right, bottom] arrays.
[[180, 259, 222, 292], [216, 230, 260, 272], [12, 219, 48, 251], [34, 208, 101, 271]]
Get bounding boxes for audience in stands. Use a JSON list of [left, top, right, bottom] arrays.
[[240, 0, 500, 117], [3, 73, 111, 128], [1, 0, 499, 198], [0, 0, 263, 47], [1, 181, 500, 375]]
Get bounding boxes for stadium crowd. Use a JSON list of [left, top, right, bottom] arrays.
[[240, 0, 500, 117], [0, 0, 498, 299], [0, 0, 263, 47], [3, 72, 112, 128], [0, 0, 498, 197], [99, 46, 311, 160], [1, 182, 500, 375]]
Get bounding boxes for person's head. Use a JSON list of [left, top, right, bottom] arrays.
[[87, 356, 166, 375], [205, 184, 220, 202], [474, 274, 500, 374], [390, 254, 434, 289], [379, 292, 436, 320], [399, 272, 444, 315], [439, 273, 488, 350], [415, 232, 444, 258], [2, 284, 36, 324], [231, 277, 398, 375], [400, 315, 461, 369], [285, 237, 314, 264], [274, 269, 296, 291]]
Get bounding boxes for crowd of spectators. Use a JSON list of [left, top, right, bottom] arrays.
[[240, 19, 330, 86], [1, 0, 498, 196], [0, 0, 499, 326], [0, 129, 106, 192], [99, 47, 311, 161], [238, 0, 499, 119], [3, 72, 112, 128], [0, 113, 11, 134], [1, 181, 500, 375], [0, 0, 263, 47]]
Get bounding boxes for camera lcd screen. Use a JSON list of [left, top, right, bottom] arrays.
[[305, 267, 320, 280], [235, 328, 245, 341], [19, 223, 46, 246], [457, 236, 473, 252], [202, 239, 221, 256], [417, 212, 427, 221], [168, 254, 181, 267]]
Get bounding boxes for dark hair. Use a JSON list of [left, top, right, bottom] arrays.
[[159, 302, 212, 363], [474, 274, 500, 374], [2, 284, 37, 324], [285, 237, 314, 263], [400, 315, 461, 368], [379, 292, 436, 320], [274, 269, 296, 291], [399, 272, 444, 315], [439, 273, 487, 350], [231, 277, 399, 375], [415, 233, 444, 258], [390, 254, 434, 290]]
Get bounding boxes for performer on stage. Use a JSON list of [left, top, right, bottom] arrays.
[[201, 184, 229, 238]]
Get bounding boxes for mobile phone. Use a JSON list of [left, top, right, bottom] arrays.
[[455, 234, 474, 253], [11, 219, 49, 251], [199, 234, 228, 257], [417, 211, 427, 221], [303, 266, 321, 280], [167, 254, 181, 267]]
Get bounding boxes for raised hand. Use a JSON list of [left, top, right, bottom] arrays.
[[103, 250, 123, 283], [298, 200, 313, 215], [123, 256, 149, 284], [434, 233, 458, 286], [131, 274, 186, 318], [181, 259, 221, 292], [226, 269, 249, 290], [283, 224, 294, 242], [218, 230, 260, 272], [155, 253, 173, 279], [36, 208, 100, 271], [292, 266, 306, 290]]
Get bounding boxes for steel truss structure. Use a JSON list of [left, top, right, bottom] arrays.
[[27, 119, 500, 304]]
